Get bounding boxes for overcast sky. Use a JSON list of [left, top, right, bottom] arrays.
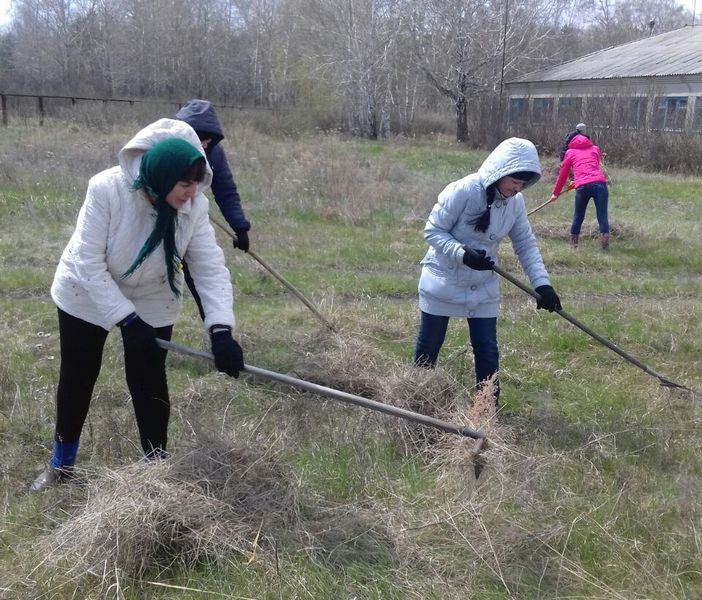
[[0, 0, 10, 29], [0, 0, 699, 29]]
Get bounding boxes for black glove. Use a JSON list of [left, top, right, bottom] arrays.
[[232, 229, 250, 253], [210, 327, 244, 378], [462, 247, 495, 271], [534, 285, 562, 312], [119, 313, 161, 360]]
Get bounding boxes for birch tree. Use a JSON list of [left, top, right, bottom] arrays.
[[293, 0, 407, 138]]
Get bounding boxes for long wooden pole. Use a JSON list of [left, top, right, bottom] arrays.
[[468, 251, 700, 396], [210, 216, 336, 332]]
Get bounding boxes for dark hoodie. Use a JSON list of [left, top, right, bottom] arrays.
[[175, 99, 250, 231]]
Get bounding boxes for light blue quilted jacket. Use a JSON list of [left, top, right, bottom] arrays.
[[418, 137, 551, 318]]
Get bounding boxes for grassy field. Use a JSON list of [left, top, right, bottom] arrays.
[[1, 114, 702, 599]]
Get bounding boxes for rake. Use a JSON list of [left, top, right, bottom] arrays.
[[209, 216, 336, 332], [527, 182, 574, 216], [157, 339, 489, 477], [465, 248, 700, 397]]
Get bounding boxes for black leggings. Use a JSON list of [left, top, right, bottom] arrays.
[[55, 308, 173, 456]]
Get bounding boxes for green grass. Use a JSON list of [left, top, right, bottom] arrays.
[[2, 117, 702, 598]]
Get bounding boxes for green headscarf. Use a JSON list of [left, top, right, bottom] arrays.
[[122, 138, 204, 297]]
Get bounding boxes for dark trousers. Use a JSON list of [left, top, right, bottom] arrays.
[[55, 308, 173, 456], [413, 311, 500, 400], [571, 182, 609, 235]]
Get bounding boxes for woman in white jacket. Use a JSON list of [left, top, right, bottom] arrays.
[[413, 137, 561, 405], [31, 119, 244, 492]]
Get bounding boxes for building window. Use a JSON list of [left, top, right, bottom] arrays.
[[532, 98, 554, 123], [652, 96, 688, 131], [508, 98, 528, 123], [694, 97, 702, 131], [615, 97, 648, 130], [587, 97, 615, 123], [557, 97, 583, 126]]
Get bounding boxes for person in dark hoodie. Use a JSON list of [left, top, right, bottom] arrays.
[[551, 133, 610, 250], [175, 99, 251, 318]]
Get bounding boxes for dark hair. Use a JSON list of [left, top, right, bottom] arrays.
[[194, 130, 224, 147], [471, 184, 497, 233], [509, 171, 538, 183], [180, 157, 207, 183]]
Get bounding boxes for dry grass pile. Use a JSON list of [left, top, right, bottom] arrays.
[[35, 430, 297, 582], [297, 330, 504, 469], [375, 365, 465, 450], [379, 369, 503, 475], [173, 426, 297, 528], [430, 376, 502, 476], [294, 329, 389, 397]]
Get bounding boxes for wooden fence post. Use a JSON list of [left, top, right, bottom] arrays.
[[1, 94, 6, 126], [37, 96, 44, 125]]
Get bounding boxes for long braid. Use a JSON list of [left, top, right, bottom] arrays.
[[471, 184, 496, 233]]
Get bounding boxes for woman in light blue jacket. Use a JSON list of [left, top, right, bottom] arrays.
[[413, 138, 561, 405]]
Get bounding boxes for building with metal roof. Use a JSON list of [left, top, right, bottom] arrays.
[[505, 26, 702, 132]]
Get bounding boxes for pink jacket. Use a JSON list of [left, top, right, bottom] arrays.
[[552, 134, 607, 196]]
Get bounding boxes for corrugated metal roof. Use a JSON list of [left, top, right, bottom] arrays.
[[509, 26, 702, 83]]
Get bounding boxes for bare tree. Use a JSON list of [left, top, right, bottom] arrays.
[[292, 0, 407, 138], [575, 0, 689, 50], [1, 0, 693, 141], [409, 0, 555, 144]]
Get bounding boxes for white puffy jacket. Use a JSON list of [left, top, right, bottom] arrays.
[[51, 118, 236, 332], [418, 137, 551, 318]]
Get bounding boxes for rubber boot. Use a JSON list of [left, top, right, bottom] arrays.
[[570, 234, 579, 248], [600, 233, 610, 251], [30, 467, 74, 492], [30, 439, 79, 492]]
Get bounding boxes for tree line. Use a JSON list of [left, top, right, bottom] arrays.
[[0, 0, 692, 144]]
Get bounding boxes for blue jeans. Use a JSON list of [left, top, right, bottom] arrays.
[[571, 182, 609, 235], [413, 311, 499, 399]]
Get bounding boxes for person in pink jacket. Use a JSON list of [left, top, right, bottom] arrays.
[[550, 134, 610, 250]]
